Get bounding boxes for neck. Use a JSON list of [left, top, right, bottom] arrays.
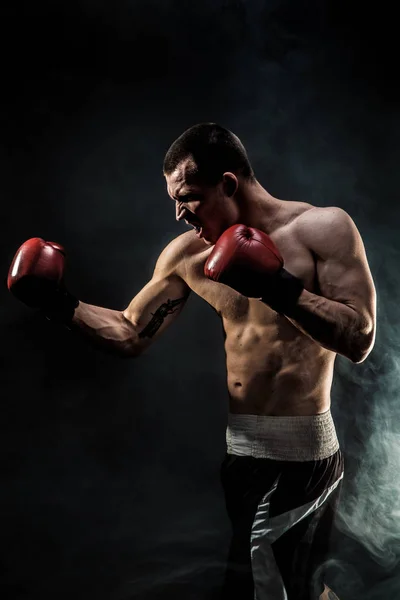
[[236, 179, 284, 234]]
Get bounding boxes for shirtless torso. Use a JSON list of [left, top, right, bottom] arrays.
[[181, 202, 333, 416], [122, 199, 352, 418]]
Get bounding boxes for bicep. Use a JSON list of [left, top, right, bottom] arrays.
[[123, 248, 191, 351], [123, 274, 190, 349]]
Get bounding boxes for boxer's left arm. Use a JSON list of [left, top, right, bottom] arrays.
[[285, 207, 376, 363]]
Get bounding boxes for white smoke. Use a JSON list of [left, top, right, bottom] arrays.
[[333, 245, 400, 578]]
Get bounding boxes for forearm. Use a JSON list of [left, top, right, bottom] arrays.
[[284, 289, 373, 363], [70, 301, 140, 357]]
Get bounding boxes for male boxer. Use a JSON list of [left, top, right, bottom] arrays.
[[8, 123, 376, 599]]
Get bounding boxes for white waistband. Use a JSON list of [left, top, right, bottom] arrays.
[[226, 410, 339, 461]]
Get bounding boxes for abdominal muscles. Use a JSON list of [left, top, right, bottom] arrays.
[[223, 307, 335, 416]]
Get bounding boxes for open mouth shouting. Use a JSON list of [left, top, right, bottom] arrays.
[[185, 218, 203, 239]]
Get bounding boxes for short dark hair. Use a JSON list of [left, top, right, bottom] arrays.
[[163, 123, 255, 185]]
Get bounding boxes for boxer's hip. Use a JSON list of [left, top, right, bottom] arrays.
[[226, 409, 339, 462]]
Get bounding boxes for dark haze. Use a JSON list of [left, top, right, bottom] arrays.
[[1, 1, 399, 598]]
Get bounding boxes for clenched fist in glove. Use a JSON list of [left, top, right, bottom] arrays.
[[204, 224, 304, 314], [8, 237, 79, 324]]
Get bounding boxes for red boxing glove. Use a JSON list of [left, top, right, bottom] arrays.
[[8, 237, 78, 323], [204, 224, 303, 313]]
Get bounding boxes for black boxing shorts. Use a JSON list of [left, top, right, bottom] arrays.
[[220, 410, 344, 600]]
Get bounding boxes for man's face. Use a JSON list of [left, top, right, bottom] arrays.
[[165, 159, 239, 245]]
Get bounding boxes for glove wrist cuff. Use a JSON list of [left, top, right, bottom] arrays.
[[43, 291, 79, 327], [261, 268, 304, 314]]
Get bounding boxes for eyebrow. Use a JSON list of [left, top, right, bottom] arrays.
[[175, 190, 202, 201]]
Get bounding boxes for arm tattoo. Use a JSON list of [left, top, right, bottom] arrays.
[[138, 297, 186, 339]]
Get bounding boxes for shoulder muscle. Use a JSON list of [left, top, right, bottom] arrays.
[[296, 207, 360, 260], [153, 231, 196, 278]]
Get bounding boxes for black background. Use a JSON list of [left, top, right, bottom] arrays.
[[1, 1, 400, 598]]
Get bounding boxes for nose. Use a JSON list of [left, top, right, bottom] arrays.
[[175, 201, 185, 222]]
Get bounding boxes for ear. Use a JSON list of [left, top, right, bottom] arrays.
[[222, 172, 238, 197]]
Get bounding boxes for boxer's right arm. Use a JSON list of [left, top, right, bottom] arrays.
[[71, 239, 190, 358]]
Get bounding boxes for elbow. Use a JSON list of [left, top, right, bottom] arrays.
[[347, 326, 376, 364], [348, 349, 370, 364], [123, 340, 145, 359], [121, 331, 148, 359], [118, 343, 140, 359]]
